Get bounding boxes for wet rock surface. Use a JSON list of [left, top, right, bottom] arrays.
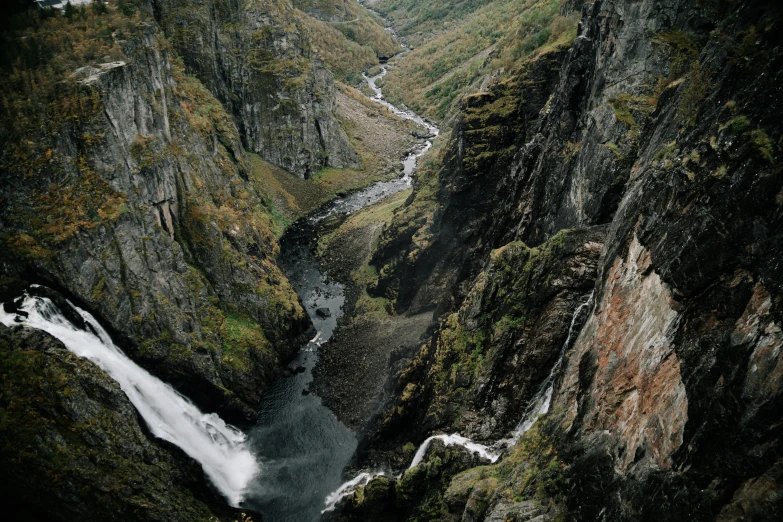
[[338, 0, 783, 520], [0, 324, 239, 521]]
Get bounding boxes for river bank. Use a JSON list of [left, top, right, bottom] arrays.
[[238, 17, 442, 516]]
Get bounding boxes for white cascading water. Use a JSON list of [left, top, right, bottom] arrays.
[[0, 290, 259, 507], [322, 471, 386, 513], [322, 292, 595, 509], [408, 433, 500, 469], [508, 291, 594, 442]]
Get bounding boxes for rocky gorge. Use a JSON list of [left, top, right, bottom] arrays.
[[1, 0, 782, 521]]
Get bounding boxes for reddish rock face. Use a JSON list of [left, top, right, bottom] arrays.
[[735, 283, 783, 408], [559, 235, 688, 471]]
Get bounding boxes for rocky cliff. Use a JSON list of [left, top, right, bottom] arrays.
[[0, 4, 317, 424], [152, 0, 359, 178], [341, 0, 783, 520], [0, 2, 351, 517], [0, 323, 239, 521]]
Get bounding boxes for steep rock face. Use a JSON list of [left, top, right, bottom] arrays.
[[152, 0, 359, 178], [0, 9, 310, 421], [377, 227, 606, 445], [370, 46, 569, 314], [351, 0, 783, 520], [0, 324, 234, 521], [558, 235, 688, 472]]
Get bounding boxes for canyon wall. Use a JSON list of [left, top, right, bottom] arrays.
[[346, 0, 783, 520], [0, 2, 357, 517]]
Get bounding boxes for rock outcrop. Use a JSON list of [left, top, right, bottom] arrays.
[[0, 324, 237, 521], [343, 0, 783, 520], [153, 0, 359, 178]]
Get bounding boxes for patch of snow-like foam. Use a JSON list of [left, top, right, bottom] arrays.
[[322, 471, 386, 512]]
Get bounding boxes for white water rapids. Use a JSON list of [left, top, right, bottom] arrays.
[[0, 290, 258, 507], [323, 292, 595, 509]]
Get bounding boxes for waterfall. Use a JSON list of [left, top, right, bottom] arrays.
[[321, 291, 595, 509], [509, 291, 594, 441], [0, 290, 259, 507], [408, 433, 500, 469], [322, 471, 386, 513]]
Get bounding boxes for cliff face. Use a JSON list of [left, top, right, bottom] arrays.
[[0, 5, 314, 424], [370, 45, 569, 315], [153, 0, 359, 178], [351, 0, 783, 519], [0, 324, 236, 521], [378, 227, 605, 444]]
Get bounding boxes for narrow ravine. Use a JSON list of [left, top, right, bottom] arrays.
[[241, 29, 441, 521], [321, 292, 596, 511]]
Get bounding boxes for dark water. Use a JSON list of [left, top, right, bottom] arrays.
[[241, 37, 440, 522], [243, 220, 354, 522]]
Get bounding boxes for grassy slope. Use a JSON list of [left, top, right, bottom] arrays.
[[375, 0, 494, 46], [379, 0, 578, 121], [296, 0, 400, 83], [249, 82, 420, 222]]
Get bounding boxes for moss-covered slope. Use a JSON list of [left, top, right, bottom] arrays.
[[0, 3, 310, 422], [0, 324, 241, 521]]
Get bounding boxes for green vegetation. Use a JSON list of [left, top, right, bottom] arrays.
[[652, 30, 699, 78], [376, 0, 495, 45], [296, 0, 400, 82], [379, 0, 578, 121], [604, 141, 624, 161], [679, 61, 710, 125], [751, 128, 774, 162], [718, 114, 776, 163], [0, 4, 134, 259], [446, 423, 567, 515], [651, 29, 710, 125], [608, 93, 656, 131], [345, 422, 567, 521], [655, 141, 678, 162], [712, 164, 728, 179], [220, 312, 273, 371]]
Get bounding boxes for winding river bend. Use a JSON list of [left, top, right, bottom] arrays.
[[242, 48, 439, 522]]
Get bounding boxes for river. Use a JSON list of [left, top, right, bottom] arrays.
[[241, 27, 439, 522]]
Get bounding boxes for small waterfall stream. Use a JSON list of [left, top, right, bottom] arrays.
[[0, 290, 258, 507], [509, 291, 595, 442], [323, 292, 595, 509]]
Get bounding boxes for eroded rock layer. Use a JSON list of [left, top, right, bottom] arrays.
[[340, 0, 783, 520]]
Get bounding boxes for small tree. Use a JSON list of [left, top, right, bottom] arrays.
[[92, 1, 107, 15], [63, 1, 76, 19]]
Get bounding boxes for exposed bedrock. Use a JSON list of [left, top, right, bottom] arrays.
[[343, 0, 783, 520]]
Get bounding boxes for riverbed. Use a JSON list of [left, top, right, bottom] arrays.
[[241, 37, 439, 522]]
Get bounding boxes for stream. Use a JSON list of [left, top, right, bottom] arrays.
[[242, 26, 440, 522]]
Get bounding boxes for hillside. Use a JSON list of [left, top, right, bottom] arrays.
[[378, 0, 578, 122], [2, 1, 782, 521], [297, 0, 401, 83]]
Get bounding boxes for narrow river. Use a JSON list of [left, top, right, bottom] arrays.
[[242, 33, 439, 522]]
